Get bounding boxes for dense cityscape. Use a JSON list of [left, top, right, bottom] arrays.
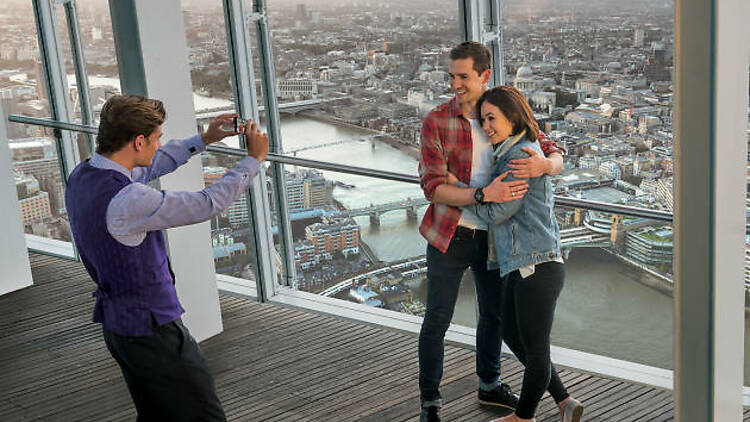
[[1, 0, 749, 324]]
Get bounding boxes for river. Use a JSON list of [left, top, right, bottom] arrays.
[[260, 114, 750, 383]]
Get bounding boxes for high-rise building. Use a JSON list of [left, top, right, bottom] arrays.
[[625, 226, 673, 268], [12, 158, 64, 216], [203, 166, 250, 226], [304, 217, 360, 257], [226, 194, 250, 227], [15, 171, 51, 225], [285, 170, 330, 212], [9, 137, 56, 161], [644, 48, 671, 83], [18, 191, 51, 226], [286, 175, 306, 212], [633, 28, 645, 47], [305, 173, 328, 208], [296, 4, 307, 20]]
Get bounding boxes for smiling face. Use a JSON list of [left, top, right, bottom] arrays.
[[480, 101, 514, 145], [449, 57, 491, 108]]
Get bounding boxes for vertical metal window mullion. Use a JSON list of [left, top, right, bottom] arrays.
[[459, 0, 504, 86], [62, 0, 95, 156], [222, 0, 279, 301], [32, 0, 82, 261], [32, 0, 79, 177], [483, 0, 504, 87], [459, 0, 482, 43], [251, 0, 297, 289]]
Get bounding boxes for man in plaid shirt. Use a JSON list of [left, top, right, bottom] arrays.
[[417, 42, 565, 422]]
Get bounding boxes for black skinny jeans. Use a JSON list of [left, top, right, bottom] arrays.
[[419, 232, 505, 405], [502, 261, 569, 419]]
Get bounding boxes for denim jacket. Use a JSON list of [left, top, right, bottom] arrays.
[[470, 132, 562, 276]]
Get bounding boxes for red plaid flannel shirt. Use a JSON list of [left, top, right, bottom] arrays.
[[418, 97, 565, 253]]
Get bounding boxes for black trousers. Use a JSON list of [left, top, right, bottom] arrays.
[[502, 262, 569, 419], [102, 318, 226, 422], [419, 231, 506, 404]]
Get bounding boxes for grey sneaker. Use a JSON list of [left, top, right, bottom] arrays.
[[561, 397, 584, 422]]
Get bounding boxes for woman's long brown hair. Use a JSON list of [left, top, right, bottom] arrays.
[[477, 86, 539, 142]]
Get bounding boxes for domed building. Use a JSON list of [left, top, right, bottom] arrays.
[[513, 64, 538, 95]]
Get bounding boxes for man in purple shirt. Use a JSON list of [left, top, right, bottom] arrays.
[[65, 95, 268, 421]]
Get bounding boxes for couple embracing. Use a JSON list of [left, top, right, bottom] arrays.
[[417, 41, 583, 422]]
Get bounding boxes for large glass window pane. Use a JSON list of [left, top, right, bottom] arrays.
[[267, 0, 459, 150], [185, 12, 232, 112], [182, 2, 256, 286], [182, 2, 256, 117], [496, 0, 678, 379], [0, 0, 50, 123], [259, 0, 464, 294], [68, 1, 121, 120], [53, 4, 93, 162], [502, 2, 675, 213], [7, 125, 73, 250], [555, 207, 673, 369], [274, 162, 478, 326], [200, 143, 261, 284]]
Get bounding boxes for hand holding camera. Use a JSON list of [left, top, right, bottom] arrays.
[[245, 122, 269, 162], [203, 113, 246, 145]]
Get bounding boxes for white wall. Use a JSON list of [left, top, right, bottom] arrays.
[[122, 0, 224, 341], [0, 102, 33, 295]]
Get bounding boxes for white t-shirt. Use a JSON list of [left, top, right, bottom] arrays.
[[458, 118, 494, 230]]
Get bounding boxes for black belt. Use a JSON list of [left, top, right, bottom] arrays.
[[453, 225, 487, 240]]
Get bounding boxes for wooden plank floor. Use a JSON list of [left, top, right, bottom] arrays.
[[0, 253, 744, 421]]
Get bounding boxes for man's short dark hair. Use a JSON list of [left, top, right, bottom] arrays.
[[96, 95, 166, 155], [449, 41, 492, 75]]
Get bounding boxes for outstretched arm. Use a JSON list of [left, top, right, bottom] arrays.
[[507, 149, 563, 178], [506, 131, 565, 178], [107, 126, 269, 246], [132, 113, 244, 183]]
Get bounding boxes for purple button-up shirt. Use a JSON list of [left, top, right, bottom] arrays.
[[88, 135, 259, 246]]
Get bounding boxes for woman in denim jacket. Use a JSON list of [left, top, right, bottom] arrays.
[[451, 86, 583, 422]]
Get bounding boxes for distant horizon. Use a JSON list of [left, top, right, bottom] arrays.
[[0, 0, 674, 16]]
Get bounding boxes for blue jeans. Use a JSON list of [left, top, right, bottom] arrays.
[[418, 230, 506, 405]]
